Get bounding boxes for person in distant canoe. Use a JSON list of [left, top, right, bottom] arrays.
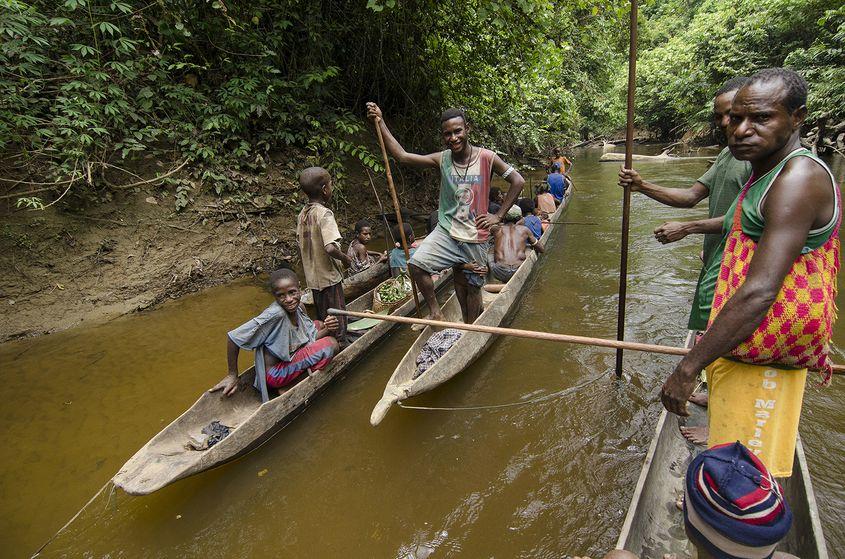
[[367, 102, 525, 324], [346, 219, 387, 275], [547, 163, 567, 204], [535, 183, 557, 214], [660, 69, 840, 477], [488, 186, 505, 214], [517, 198, 544, 238], [488, 205, 544, 283], [296, 166, 351, 342], [211, 268, 340, 398], [550, 147, 572, 175]]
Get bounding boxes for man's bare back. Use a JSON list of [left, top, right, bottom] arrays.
[[493, 224, 542, 266]]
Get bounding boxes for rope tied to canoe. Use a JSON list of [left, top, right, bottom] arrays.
[[397, 370, 612, 412], [31, 479, 115, 557]]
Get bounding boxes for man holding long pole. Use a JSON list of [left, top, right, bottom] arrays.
[[366, 103, 525, 324]]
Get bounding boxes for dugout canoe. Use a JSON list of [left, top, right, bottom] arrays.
[[113, 271, 453, 495], [369, 191, 572, 425], [301, 260, 390, 305], [616, 333, 828, 558]]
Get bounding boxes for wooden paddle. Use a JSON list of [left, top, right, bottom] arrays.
[[616, 0, 639, 377], [327, 308, 845, 376], [373, 116, 421, 318]]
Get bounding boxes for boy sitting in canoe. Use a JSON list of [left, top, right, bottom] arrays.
[[210, 268, 340, 398], [296, 166, 350, 342], [488, 205, 544, 282], [347, 219, 387, 275], [535, 183, 557, 214]]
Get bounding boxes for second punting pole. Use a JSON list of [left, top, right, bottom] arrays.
[[615, 0, 638, 377]]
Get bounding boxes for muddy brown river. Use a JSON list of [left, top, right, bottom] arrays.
[[3, 146, 844, 558]]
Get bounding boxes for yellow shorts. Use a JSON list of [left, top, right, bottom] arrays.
[[706, 358, 807, 477]]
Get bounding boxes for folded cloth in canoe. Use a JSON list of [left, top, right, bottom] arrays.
[[414, 329, 463, 379]]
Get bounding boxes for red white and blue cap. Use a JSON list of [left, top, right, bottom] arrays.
[[683, 442, 792, 559]]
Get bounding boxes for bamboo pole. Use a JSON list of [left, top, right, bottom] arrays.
[[615, 0, 638, 377], [365, 169, 396, 245], [328, 308, 845, 376], [373, 117, 421, 317]]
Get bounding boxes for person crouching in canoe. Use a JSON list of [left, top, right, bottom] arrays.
[[366, 102, 525, 324], [488, 205, 544, 283], [660, 68, 840, 478], [210, 268, 341, 398]]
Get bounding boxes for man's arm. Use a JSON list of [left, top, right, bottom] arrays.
[[660, 159, 833, 416], [619, 168, 709, 208], [325, 243, 352, 267], [654, 216, 724, 244], [528, 231, 545, 253], [366, 103, 440, 168], [477, 154, 525, 229], [209, 337, 241, 397]]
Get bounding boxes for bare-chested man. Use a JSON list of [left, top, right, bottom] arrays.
[[488, 207, 544, 282]]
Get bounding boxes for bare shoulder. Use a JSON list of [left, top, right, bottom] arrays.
[[771, 155, 833, 202], [765, 155, 835, 224]]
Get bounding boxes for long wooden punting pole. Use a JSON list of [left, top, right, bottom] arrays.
[[615, 0, 638, 377], [328, 309, 845, 376], [374, 117, 421, 317]]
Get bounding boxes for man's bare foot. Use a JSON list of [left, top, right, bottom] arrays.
[[688, 392, 709, 407], [679, 425, 708, 445]]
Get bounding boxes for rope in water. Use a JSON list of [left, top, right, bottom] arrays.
[[31, 479, 115, 558], [397, 370, 612, 412]]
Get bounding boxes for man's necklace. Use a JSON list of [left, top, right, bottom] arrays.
[[453, 146, 477, 183]]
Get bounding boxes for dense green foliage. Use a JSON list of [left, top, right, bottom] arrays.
[[0, 0, 627, 207], [637, 0, 845, 137], [2, 0, 843, 209]]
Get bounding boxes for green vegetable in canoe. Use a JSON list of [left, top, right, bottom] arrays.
[[376, 274, 412, 304]]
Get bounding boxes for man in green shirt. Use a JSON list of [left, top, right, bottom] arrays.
[[618, 77, 752, 332]]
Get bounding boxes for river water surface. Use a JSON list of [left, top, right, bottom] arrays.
[[3, 146, 844, 558]]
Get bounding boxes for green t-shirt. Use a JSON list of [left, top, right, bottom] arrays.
[[687, 148, 751, 330], [697, 147, 752, 265], [689, 148, 839, 331]]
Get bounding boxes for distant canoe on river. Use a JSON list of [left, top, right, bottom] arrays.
[[599, 149, 714, 162]]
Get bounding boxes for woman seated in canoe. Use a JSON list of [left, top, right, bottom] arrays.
[[347, 219, 387, 275], [210, 268, 341, 397]]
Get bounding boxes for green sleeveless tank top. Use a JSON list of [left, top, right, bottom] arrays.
[[689, 148, 839, 330]]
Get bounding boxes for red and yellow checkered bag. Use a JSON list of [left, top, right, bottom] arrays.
[[708, 181, 840, 384]]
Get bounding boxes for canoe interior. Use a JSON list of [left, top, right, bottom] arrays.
[[370, 192, 571, 425], [112, 271, 452, 495], [616, 394, 828, 558]]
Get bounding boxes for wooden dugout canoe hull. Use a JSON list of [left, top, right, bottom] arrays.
[[113, 271, 452, 496], [369, 190, 572, 426], [616, 334, 828, 558], [301, 260, 390, 306]]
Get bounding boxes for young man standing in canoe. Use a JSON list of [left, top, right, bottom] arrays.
[[366, 102, 525, 323], [618, 77, 752, 334], [660, 68, 840, 478]]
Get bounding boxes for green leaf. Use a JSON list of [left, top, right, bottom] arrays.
[[98, 21, 120, 36]]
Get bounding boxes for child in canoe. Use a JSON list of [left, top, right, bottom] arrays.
[[346, 219, 387, 274], [210, 268, 340, 398], [296, 166, 350, 341]]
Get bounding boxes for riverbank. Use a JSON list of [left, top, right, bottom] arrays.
[[0, 162, 438, 344]]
